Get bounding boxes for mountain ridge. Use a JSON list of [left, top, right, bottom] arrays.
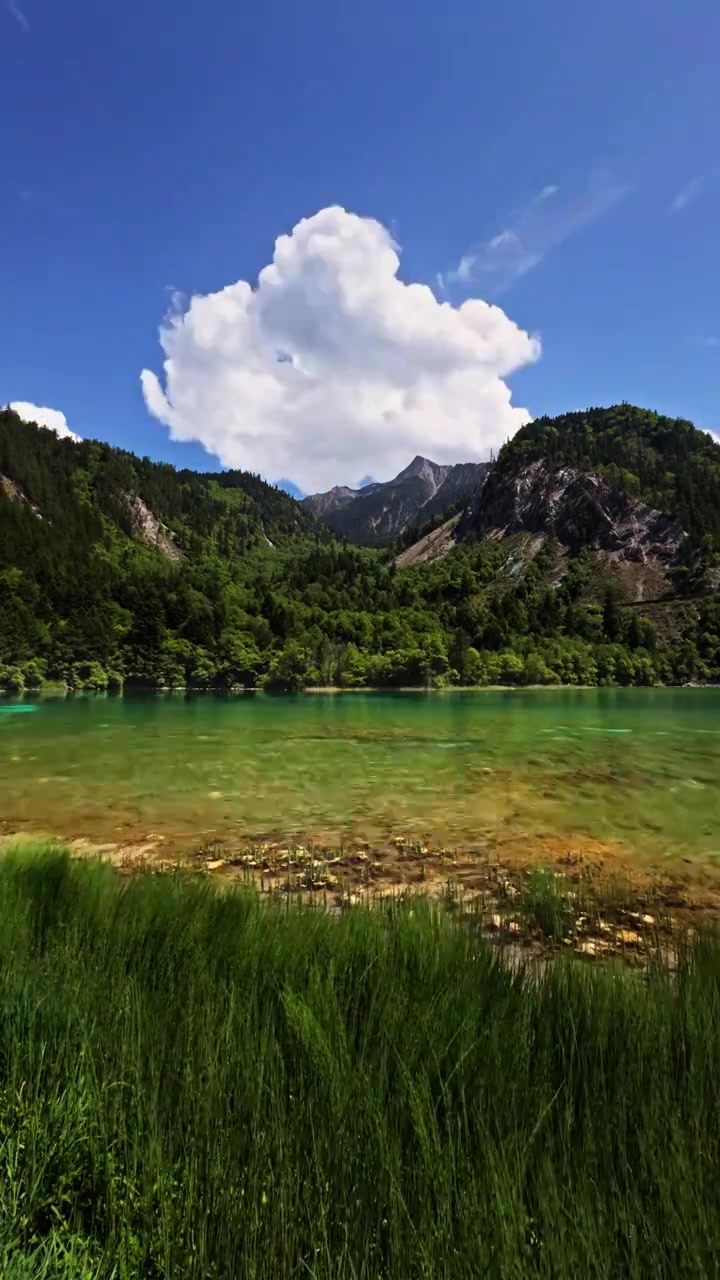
[[303, 455, 490, 546], [1, 402, 719, 693]]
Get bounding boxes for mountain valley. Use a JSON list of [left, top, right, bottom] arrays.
[[1, 402, 719, 692]]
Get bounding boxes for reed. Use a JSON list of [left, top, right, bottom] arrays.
[[0, 843, 717, 1278]]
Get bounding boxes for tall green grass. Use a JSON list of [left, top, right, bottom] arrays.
[[0, 843, 717, 1278]]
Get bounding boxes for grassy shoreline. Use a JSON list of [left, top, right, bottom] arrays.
[[4, 680, 720, 702], [0, 841, 718, 1276], [4, 819, 719, 943]]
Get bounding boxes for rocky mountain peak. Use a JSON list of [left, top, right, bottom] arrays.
[[302, 455, 489, 547], [393, 456, 448, 487]]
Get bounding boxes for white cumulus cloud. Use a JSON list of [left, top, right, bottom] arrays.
[[141, 206, 540, 493], [10, 401, 82, 442]]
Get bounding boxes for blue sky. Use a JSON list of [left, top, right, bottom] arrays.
[[2, 0, 718, 491]]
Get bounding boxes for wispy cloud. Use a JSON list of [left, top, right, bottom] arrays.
[[534, 184, 560, 203], [16, 189, 55, 212], [687, 335, 720, 350], [669, 175, 708, 215], [5, 0, 29, 31], [445, 172, 631, 295]]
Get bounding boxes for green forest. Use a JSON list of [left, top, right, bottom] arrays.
[[1, 404, 720, 692]]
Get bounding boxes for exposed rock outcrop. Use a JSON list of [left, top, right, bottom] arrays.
[[394, 514, 461, 567], [461, 461, 688, 565], [302, 485, 366, 520], [123, 493, 185, 564], [0, 473, 43, 518]]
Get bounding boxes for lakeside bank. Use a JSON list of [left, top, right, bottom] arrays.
[[0, 840, 717, 1278]]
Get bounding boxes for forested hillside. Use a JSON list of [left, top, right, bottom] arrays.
[[1, 404, 719, 692], [479, 403, 720, 550]]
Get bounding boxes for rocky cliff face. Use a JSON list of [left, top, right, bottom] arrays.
[[0, 474, 43, 519], [303, 457, 489, 547], [123, 493, 186, 564], [302, 485, 368, 520], [461, 461, 687, 564]]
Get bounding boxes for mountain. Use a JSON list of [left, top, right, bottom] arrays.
[[303, 456, 490, 546], [1, 403, 719, 693], [302, 485, 360, 519], [0, 405, 330, 691], [454, 403, 720, 592], [460, 461, 687, 563], [0, 407, 320, 554], [464, 404, 720, 549]]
